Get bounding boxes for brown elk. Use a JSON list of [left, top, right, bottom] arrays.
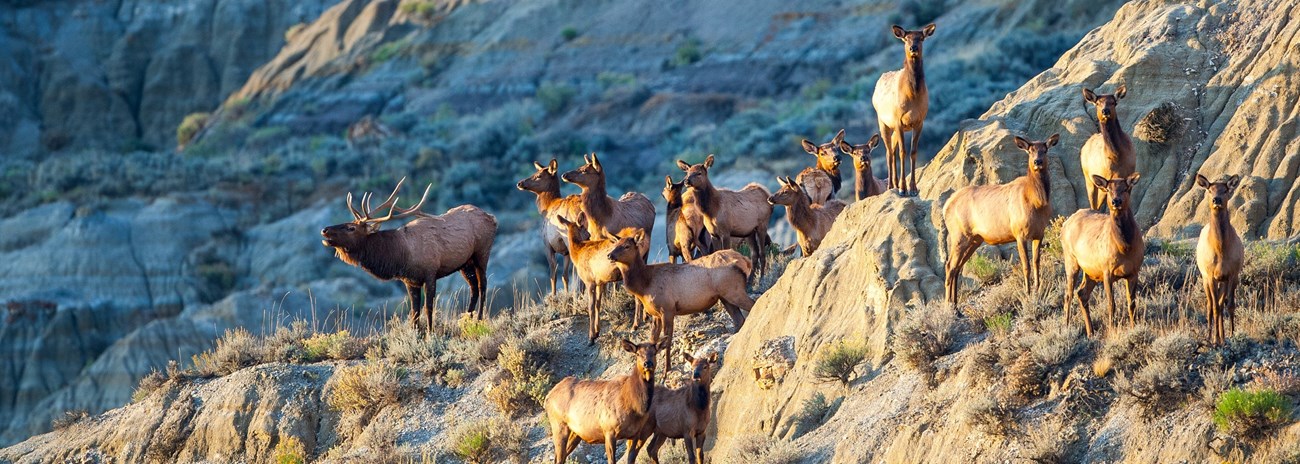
[[518, 159, 586, 294], [676, 155, 773, 274], [768, 176, 848, 256], [663, 176, 712, 263], [561, 153, 656, 245], [628, 352, 719, 464], [1080, 85, 1135, 210], [557, 214, 649, 345], [321, 178, 497, 328], [607, 231, 753, 371], [797, 129, 846, 203], [1062, 173, 1145, 337], [1195, 174, 1243, 345], [943, 134, 1059, 311], [837, 133, 886, 200], [545, 338, 667, 464], [873, 24, 936, 196]]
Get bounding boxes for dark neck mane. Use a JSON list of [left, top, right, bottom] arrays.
[[533, 187, 562, 213], [690, 381, 709, 411], [618, 258, 651, 295], [335, 230, 404, 281], [688, 180, 720, 216], [1113, 207, 1139, 253], [580, 178, 615, 225], [786, 194, 814, 231], [901, 56, 925, 93], [857, 168, 882, 199]]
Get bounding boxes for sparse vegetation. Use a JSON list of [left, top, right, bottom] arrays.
[[132, 368, 167, 402], [302, 330, 369, 362], [486, 335, 556, 416], [535, 82, 576, 114], [560, 26, 579, 41], [51, 409, 89, 430], [792, 392, 834, 437], [1213, 388, 1294, 439], [671, 38, 703, 67], [893, 307, 963, 381], [273, 436, 307, 464], [328, 361, 408, 431], [192, 328, 264, 377], [813, 339, 869, 385], [965, 393, 1015, 436], [446, 417, 527, 463], [983, 312, 1014, 335], [176, 112, 210, 149], [722, 435, 805, 464]]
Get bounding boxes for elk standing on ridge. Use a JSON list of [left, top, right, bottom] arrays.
[[1080, 85, 1135, 210], [545, 339, 667, 464], [838, 133, 886, 200], [1061, 174, 1145, 337], [628, 352, 720, 464], [518, 159, 585, 294], [321, 178, 497, 328], [664, 176, 711, 263], [1195, 174, 1243, 345], [557, 214, 649, 345], [943, 134, 1059, 312], [873, 24, 936, 196], [607, 231, 753, 372], [797, 129, 846, 204], [768, 176, 848, 256], [677, 155, 773, 274], [561, 153, 656, 244]]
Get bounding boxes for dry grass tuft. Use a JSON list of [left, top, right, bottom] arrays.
[[192, 328, 264, 377], [893, 307, 963, 382], [51, 409, 89, 430], [964, 392, 1016, 436], [813, 339, 869, 385], [328, 360, 408, 435], [445, 416, 528, 464], [722, 435, 806, 464]]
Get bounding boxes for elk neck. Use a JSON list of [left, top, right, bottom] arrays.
[[900, 55, 926, 95], [1024, 167, 1051, 210], [1208, 206, 1232, 241], [532, 183, 564, 213], [617, 256, 651, 296], [857, 168, 883, 199], [1110, 205, 1140, 255], [687, 180, 720, 216], [579, 178, 616, 226], [336, 231, 404, 280], [1100, 116, 1133, 156], [622, 363, 654, 415], [689, 380, 709, 411], [784, 194, 816, 231]]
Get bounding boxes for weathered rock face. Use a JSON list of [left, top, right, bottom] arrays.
[[920, 0, 1300, 240], [0, 0, 333, 154]]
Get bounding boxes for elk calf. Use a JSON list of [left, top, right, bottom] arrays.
[[629, 352, 719, 464], [1195, 174, 1243, 345], [545, 339, 667, 464], [518, 159, 585, 294], [664, 176, 711, 263], [677, 154, 773, 274], [874, 24, 936, 196], [943, 134, 1058, 311], [768, 176, 847, 256], [1062, 174, 1145, 337], [797, 129, 846, 203], [837, 134, 886, 200], [1080, 86, 1135, 210], [557, 215, 649, 345], [321, 179, 497, 328]]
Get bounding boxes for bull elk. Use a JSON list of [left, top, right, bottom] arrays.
[[1195, 174, 1243, 345], [943, 134, 1059, 312], [517, 159, 585, 294], [676, 154, 773, 275], [1062, 174, 1144, 337], [768, 176, 848, 256], [629, 352, 719, 464], [545, 339, 667, 464], [321, 178, 497, 328], [1080, 85, 1135, 210], [664, 176, 711, 263], [797, 129, 846, 204], [873, 23, 936, 196], [837, 133, 886, 200]]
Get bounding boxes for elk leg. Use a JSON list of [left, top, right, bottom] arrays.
[[604, 433, 616, 464], [405, 283, 423, 331], [565, 433, 581, 456], [908, 124, 923, 196], [1101, 275, 1116, 331], [1124, 277, 1138, 327], [1016, 238, 1032, 301], [1031, 239, 1044, 296], [881, 125, 896, 190], [462, 267, 479, 320], [549, 421, 569, 464], [547, 249, 559, 295], [683, 434, 698, 464], [1077, 279, 1098, 337], [695, 431, 706, 464], [1227, 275, 1239, 338], [662, 315, 677, 372], [721, 301, 746, 331], [1203, 279, 1217, 344], [425, 281, 438, 332], [647, 433, 666, 464]]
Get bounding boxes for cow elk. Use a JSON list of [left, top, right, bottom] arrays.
[[321, 178, 497, 328], [518, 159, 585, 294], [943, 134, 1059, 312], [1195, 174, 1243, 345], [561, 153, 656, 245], [797, 129, 846, 203], [557, 214, 649, 345], [1062, 174, 1145, 337], [629, 352, 720, 464], [1081, 85, 1135, 210], [545, 338, 667, 464], [874, 23, 936, 196], [676, 154, 774, 275], [768, 176, 848, 256], [663, 176, 711, 263], [837, 133, 886, 200], [607, 231, 753, 371]]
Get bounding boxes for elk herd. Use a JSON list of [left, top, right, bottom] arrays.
[[313, 22, 1253, 462]]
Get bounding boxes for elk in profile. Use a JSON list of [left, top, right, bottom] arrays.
[[837, 133, 886, 200], [321, 178, 497, 328], [1080, 85, 1135, 210], [561, 153, 655, 245], [797, 129, 846, 203], [628, 352, 719, 464], [663, 176, 711, 263], [1062, 174, 1145, 337], [545, 338, 667, 464], [518, 159, 585, 294], [943, 134, 1059, 311], [557, 214, 649, 344], [607, 231, 753, 371], [677, 155, 773, 274], [873, 24, 936, 196], [768, 176, 848, 256], [1195, 174, 1243, 345]]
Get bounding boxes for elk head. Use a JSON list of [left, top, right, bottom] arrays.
[[321, 178, 431, 250], [682, 351, 719, 386], [561, 153, 605, 190], [1091, 173, 1141, 214], [676, 155, 716, 191], [802, 129, 845, 173], [621, 338, 668, 383], [663, 175, 686, 209], [838, 133, 882, 173], [517, 159, 560, 193], [555, 213, 591, 242], [607, 229, 648, 265], [1195, 174, 1241, 212], [767, 176, 808, 206], [1083, 85, 1127, 124], [1013, 133, 1060, 173], [892, 23, 936, 61]]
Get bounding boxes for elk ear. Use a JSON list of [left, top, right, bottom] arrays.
[[708, 352, 719, 363], [665, 175, 674, 187], [837, 140, 853, 154], [704, 154, 715, 169], [1013, 136, 1031, 151], [833, 129, 846, 145], [1127, 172, 1142, 186], [634, 229, 647, 243], [801, 139, 818, 154], [621, 339, 637, 353], [1091, 175, 1109, 189], [683, 353, 695, 365], [677, 160, 691, 172], [1195, 174, 1210, 189], [891, 25, 906, 39], [548, 159, 558, 174], [1115, 85, 1127, 99], [1082, 88, 1098, 103], [1047, 133, 1060, 148], [868, 133, 881, 149], [1227, 175, 1241, 190], [775, 176, 787, 187], [533, 161, 546, 171], [922, 23, 936, 37], [590, 152, 602, 170]]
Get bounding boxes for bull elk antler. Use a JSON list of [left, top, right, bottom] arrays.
[[345, 177, 432, 223]]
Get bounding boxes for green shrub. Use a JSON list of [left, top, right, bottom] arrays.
[[176, 112, 211, 149], [447, 417, 526, 463], [1213, 388, 1293, 439], [400, 0, 441, 20], [302, 331, 368, 362], [813, 339, 868, 385], [560, 26, 579, 41], [273, 436, 307, 464], [672, 38, 703, 67], [536, 82, 575, 114], [371, 41, 406, 63], [983, 313, 1013, 335], [458, 317, 492, 340], [792, 392, 833, 437], [963, 254, 1003, 285], [487, 336, 555, 416], [192, 328, 264, 377]]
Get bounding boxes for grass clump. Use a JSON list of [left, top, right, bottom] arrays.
[[1213, 388, 1294, 439], [302, 330, 368, 362], [132, 368, 168, 402], [722, 435, 805, 464], [560, 26, 579, 41], [893, 307, 962, 382], [51, 409, 89, 430], [812, 339, 868, 385], [328, 361, 407, 417], [192, 328, 264, 377], [486, 335, 556, 417], [458, 317, 493, 340], [791, 392, 835, 438], [273, 436, 307, 464], [983, 312, 1014, 335], [176, 112, 210, 150], [964, 393, 1015, 436], [963, 254, 1004, 285], [536, 82, 576, 114], [446, 417, 527, 464], [671, 38, 703, 67]]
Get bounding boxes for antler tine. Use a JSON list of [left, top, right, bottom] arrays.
[[388, 183, 433, 220], [368, 177, 406, 217], [360, 192, 373, 218], [345, 192, 363, 221]]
